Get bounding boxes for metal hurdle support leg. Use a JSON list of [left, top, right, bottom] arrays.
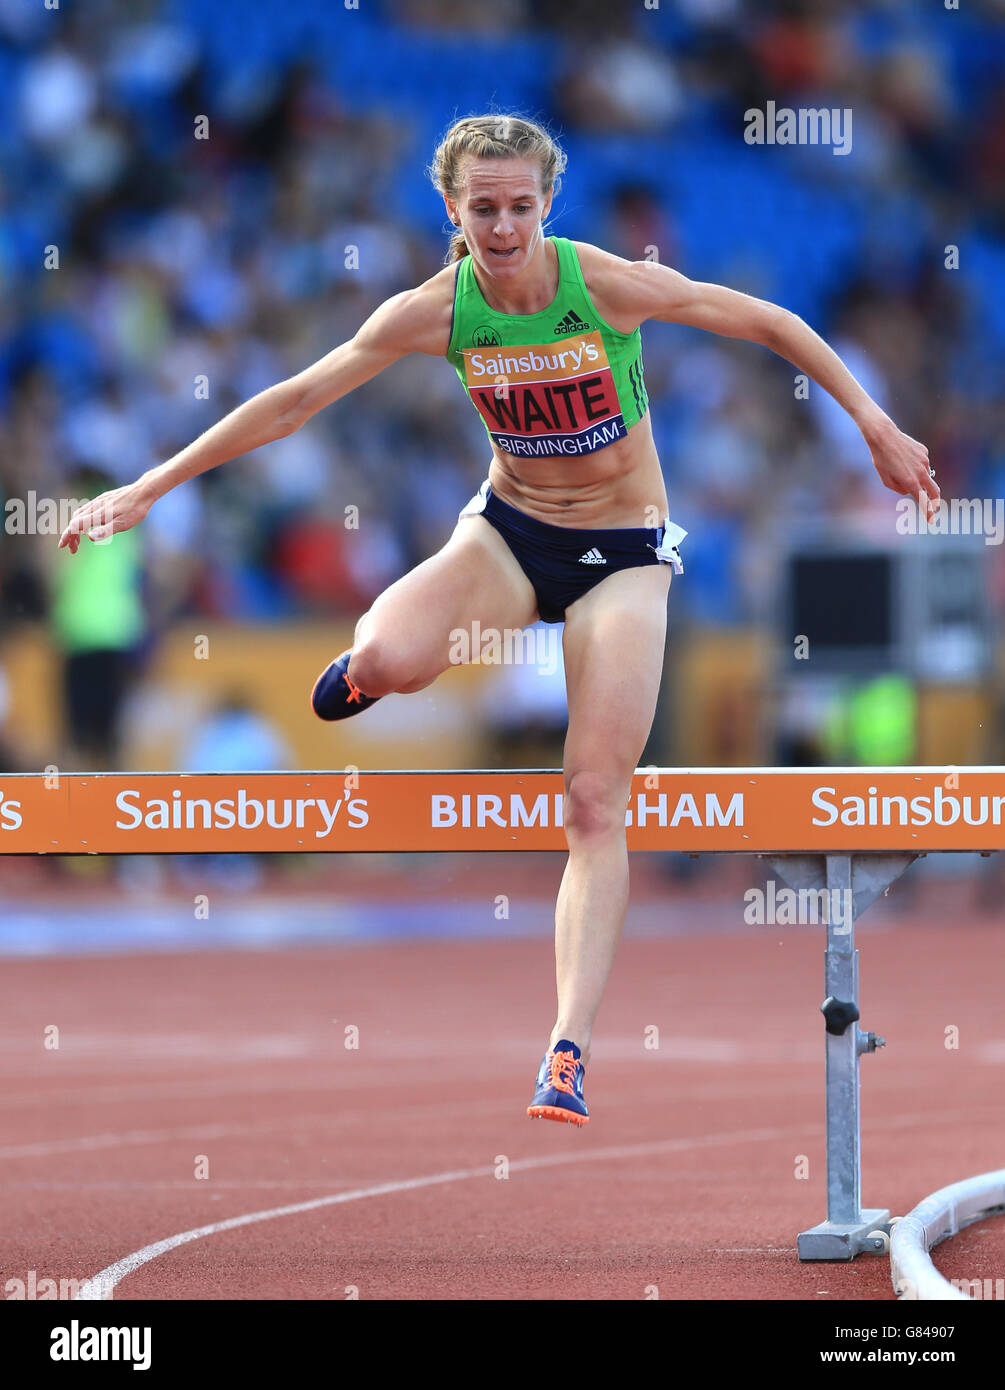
[[760, 851, 918, 1261]]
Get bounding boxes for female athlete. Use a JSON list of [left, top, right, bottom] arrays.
[[59, 115, 940, 1126]]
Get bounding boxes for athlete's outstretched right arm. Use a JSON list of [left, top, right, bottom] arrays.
[[58, 281, 450, 552]]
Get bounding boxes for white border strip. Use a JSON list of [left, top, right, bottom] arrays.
[[891, 1169, 1005, 1300]]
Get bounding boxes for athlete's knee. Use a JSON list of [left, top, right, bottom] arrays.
[[563, 769, 629, 840]]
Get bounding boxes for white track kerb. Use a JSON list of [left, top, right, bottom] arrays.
[[891, 1170, 1005, 1300]]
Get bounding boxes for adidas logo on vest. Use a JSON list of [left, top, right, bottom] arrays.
[[578, 548, 607, 565], [554, 310, 589, 336]]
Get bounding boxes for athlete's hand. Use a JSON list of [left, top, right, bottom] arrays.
[[866, 419, 940, 522], [57, 479, 155, 554]]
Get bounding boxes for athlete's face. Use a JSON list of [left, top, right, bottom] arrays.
[[446, 158, 554, 277]]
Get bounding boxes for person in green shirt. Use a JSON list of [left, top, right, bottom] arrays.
[[50, 468, 145, 769], [822, 675, 918, 766]]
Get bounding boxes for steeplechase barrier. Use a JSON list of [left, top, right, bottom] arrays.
[[2, 765, 1002, 1284]]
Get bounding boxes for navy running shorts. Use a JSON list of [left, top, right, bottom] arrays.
[[458, 480, 687, 624]]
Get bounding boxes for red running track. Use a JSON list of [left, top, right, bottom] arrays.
[[1, 918, 1003, 1300]]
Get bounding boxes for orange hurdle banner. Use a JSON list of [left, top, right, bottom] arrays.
[[0, 768, 1002, 854]]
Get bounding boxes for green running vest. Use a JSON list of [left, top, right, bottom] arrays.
[[446, 237, 648, 459]]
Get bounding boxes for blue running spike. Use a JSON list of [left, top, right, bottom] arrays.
[[527, 1039, 589, 1125], [311, 650, 382, 721]]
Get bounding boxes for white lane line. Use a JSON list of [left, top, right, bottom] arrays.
[[0, 1099, 507, 1160], [0, 1119, 321, 1161], [5, 1179, 378, 1192], [0, 1033, 315, 1062], [75, 1124, 812, 1300], [0, 1035, 820, 1098], [0, 1075, 349, 1110], [7, 1086, 996, 1166]]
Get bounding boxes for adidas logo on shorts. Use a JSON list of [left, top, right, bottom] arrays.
[[578, 548, 607, 565], [554, 310, 590, 336]]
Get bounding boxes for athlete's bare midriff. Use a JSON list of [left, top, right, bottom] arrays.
[[418, 245, 671, 532], [486, 412, 668, 530]]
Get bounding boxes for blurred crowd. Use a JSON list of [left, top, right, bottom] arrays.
[[1, 0, 1004, 768]]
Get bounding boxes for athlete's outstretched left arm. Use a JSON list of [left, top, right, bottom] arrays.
[[623, 260, 939, 520]]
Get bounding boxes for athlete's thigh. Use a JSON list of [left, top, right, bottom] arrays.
[[356, 514, 539, 671], [561, 565, 671, 782]]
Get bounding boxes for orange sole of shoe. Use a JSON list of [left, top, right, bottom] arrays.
[[526, 1105, 589, 1126]]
